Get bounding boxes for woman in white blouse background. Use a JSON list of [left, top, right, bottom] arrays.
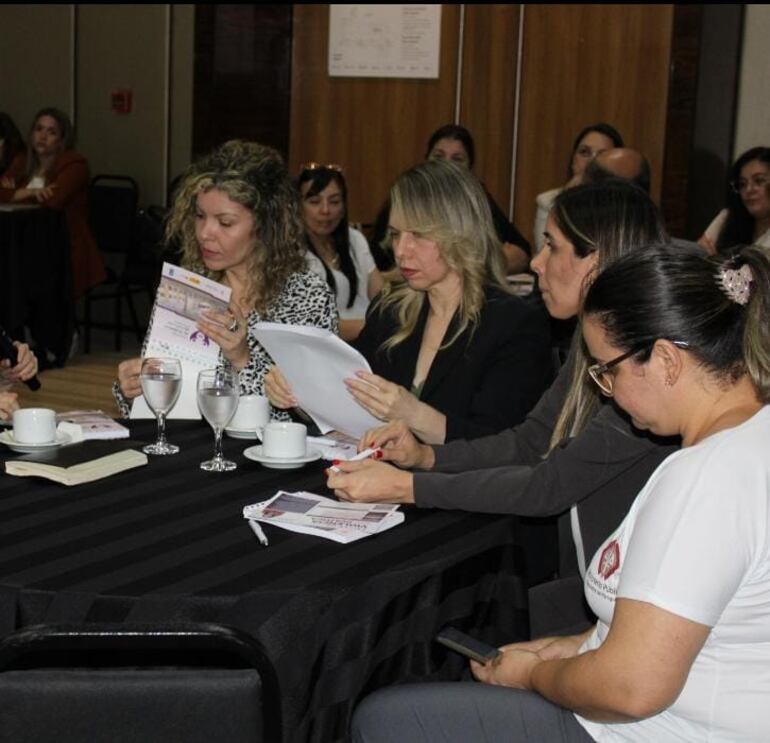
[[299, 163, 383, 341]]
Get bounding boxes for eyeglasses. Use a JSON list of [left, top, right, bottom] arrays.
[[730, 174, 770, 194], [299, 162, 343, 175], [587, 340, 689, 396]]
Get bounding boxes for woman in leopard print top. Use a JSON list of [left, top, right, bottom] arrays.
[[114, 140, 337, 417]]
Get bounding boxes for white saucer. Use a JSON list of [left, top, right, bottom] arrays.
[[0, 430, 73, 454], [225, 427, 259, 440], [243, 445, 322, 470]]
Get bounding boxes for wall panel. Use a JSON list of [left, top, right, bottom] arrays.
[[77, 5, 168, 205], [514, 4, 674, 245], [458, 5, 521, 220], [0, 5, 73, 131], [289, 4, 461, 225]]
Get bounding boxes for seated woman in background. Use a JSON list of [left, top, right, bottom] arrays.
[[299, 163, 382, 341], [533, 123, 623, 253], [0, 107, 106, 298], [698, 145, 770, 253], [267, 159, 552, 444], [0, 112, 25, 179], [115, 140, 337, 414], [328, 181, 674, 597], [0, 341, 39, 420], [353, 243, 770, 743], [369, 124, 532, 274]]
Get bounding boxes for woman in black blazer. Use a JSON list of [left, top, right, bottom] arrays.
[[267, 159, 551, 443]]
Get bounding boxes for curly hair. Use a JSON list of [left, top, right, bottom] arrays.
[[375, 159, 510, 352], [166, 140, 306, 312]]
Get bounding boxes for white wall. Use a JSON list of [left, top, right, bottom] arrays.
[[734, 4, 770, 156]]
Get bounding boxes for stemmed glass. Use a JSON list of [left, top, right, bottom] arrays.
[[139, 357, 182, 455], [197, 367, 239, 472]]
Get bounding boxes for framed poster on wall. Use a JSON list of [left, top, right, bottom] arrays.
[[328, 4, 441, 79]]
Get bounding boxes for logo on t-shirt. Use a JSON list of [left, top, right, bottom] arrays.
[[598, 540, 621, 580]]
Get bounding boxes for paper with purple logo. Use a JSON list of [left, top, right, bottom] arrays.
[[131, 263, 232, 420]]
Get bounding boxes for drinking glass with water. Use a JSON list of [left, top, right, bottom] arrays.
[[140, 357, 182, 455], [197, 367, 239, 472]]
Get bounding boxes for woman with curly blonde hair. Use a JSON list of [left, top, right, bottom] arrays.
[[116, 140, 337, 412], [267, 159, 551, 444]]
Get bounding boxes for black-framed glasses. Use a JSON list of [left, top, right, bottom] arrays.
[[299, 162, 344, 175], [587, 340, 689, 396], [730, 174, 770, 194]]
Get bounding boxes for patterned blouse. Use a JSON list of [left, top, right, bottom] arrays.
[[113, 269, 338, 418]]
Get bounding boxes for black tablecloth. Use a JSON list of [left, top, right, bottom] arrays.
[[0, 207, 74, 364], [0, 421, 529, 742]]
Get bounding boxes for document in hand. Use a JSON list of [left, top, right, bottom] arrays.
[[131, 263, 232, 420], [4, 440, 148, 486], [253, 323, 381, 438], [243, 491, 404, 544]]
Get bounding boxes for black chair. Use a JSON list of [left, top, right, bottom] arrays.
[[82, 175, 160, 352], [0, 623, 281, 743]]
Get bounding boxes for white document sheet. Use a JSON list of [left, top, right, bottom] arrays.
[[131, 263, 231, 420], [253, 322, 381, 438]]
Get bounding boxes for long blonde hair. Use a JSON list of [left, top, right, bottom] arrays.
[[376, 160, 510, 351], [548, 180, 669, 449], [166, 140, 306, 312]]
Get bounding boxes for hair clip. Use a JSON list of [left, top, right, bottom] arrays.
[[716, 263, 753, 306]]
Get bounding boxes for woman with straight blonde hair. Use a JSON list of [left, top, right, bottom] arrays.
[[328, 181, 675, 625], [266, 159, 552, 443]]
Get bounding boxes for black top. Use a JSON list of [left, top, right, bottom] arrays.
[[368, 189, 532, 272], [354, 285, 552, 440]]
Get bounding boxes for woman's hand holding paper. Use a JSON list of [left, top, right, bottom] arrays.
[[117, 357, 143, 399], [344, 371, 417, 423], [264, 366, 298, 409], [198, 305, 249, 370], [326, 458, 415, 504]]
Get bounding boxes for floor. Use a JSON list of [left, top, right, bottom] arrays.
[[16, 325, 143, 416]]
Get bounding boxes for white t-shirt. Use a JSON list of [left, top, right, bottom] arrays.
[[704, 208, 770, 249], [305, 227, 376, 320], [576, 405, 770, 742]]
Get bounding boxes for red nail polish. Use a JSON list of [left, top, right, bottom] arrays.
[[369, 441, 376, 448], [332, 459, 340, 466], [374, 450, 383, 459]]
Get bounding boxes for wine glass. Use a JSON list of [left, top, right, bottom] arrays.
[[197, 367, 239, 472], [139, 357, 182, 455]]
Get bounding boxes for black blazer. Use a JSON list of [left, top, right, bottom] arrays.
[[355, 285, 552, 440]]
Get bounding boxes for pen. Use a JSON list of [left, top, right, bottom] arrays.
[[248, 519, 269, 547], [328, 447, 381, 474]]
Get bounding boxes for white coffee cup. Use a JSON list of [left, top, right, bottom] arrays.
[[228, 394, 270, 432], [261, 421, 307, 459], [13, 408, 57, 444]]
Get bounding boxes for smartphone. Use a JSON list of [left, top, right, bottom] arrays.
[[435, 627, 502, 665]]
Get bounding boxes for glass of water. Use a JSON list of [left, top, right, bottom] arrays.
[[197, 367, 239, 472], [139, 357, 182, 455]]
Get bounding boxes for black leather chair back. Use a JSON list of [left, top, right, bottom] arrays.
[[0, 623, 281, 743]]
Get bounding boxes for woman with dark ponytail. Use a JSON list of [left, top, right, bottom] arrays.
[[352, 243, 770, 742]]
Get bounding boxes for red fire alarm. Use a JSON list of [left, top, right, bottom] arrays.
[[111, 89, 133, 114]]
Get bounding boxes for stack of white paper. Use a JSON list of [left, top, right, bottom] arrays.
[[243, 491, 404, 544], [253, 322, 381, 438]]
